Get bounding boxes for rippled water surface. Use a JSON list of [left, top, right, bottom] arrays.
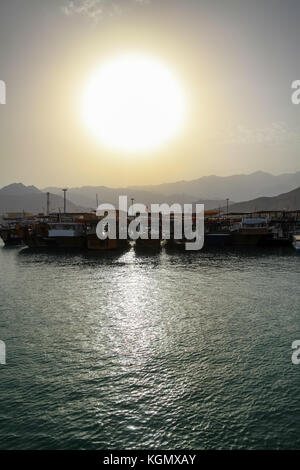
[[0, 243, 300, 449]]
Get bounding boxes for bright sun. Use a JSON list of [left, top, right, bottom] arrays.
[[82, 54, 187, 153]]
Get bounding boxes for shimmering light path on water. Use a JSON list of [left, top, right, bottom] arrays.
[[0, 244, 299, 449]]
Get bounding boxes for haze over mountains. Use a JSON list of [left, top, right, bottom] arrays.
[[1, 171, 300, 214], [0, 184, 84, 214], [44, 171, 300, 208], [43, 170, 300, 212], [226, 186, 300, 212], [129, 171, 300, 201]]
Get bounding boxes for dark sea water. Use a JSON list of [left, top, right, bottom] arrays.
[[0, 242, 300, 450]]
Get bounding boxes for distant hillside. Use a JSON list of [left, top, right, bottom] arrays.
[[0, 183, 41, 195], [129, 171, 300, 201], [43, 185, 226, 210], [43, 170, 300, 210], [228, 186, 300, 212], [3, 170, 300, 214], [0, 183, 85, 214]]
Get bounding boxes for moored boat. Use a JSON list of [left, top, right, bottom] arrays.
[[24, 221, 86, 249], [135, 237, 161, 251], [204, 232, 232, 247], [46, 222, 86, 248], [292, 235, 300, 252], [86, 220, 129, 250], [231, 218, 271, 246], [0, 226, 23, 246]]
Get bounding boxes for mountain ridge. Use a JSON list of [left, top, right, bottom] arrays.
[[42, 170, 300, 208], [1, 171, 300, 214], [226, 186, 300, 212], [127, 171, 300, 200], [0, 184, 85, 214]]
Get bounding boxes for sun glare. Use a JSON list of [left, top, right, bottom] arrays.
[[81, 54, 187, 153]]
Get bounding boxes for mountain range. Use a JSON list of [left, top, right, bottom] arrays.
[[128, 171, 300, 201], [43, 185, 232, 210], [44, 171, 300, 210], [0, 184, 84, 214], [1, 171, 300, 214], [226, 186, 300, 212], [43, 170, 300, 209]]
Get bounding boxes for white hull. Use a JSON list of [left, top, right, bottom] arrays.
[[292, 236, 300, 252]]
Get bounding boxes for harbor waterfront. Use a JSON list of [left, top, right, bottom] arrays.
[[0, 242, 300, 450], [1, 209, 300, 251]]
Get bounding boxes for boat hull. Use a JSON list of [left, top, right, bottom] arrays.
[[87, 234, 128, 250], [0, 229, 23, 246], [45, 236, 86, 249], [135, 238, 161, 251], [292, 237, 300, 252], [204, 233, 232, 247], [231, 229, 270, 246]]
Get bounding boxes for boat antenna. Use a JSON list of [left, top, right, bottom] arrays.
[[46, 192, 50, 216], [62, 188, 68, 214]]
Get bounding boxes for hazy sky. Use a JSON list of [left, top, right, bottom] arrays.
[[0, 0, 300, 188]]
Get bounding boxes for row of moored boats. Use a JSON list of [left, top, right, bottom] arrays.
[[0, 212, 300, 252]]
